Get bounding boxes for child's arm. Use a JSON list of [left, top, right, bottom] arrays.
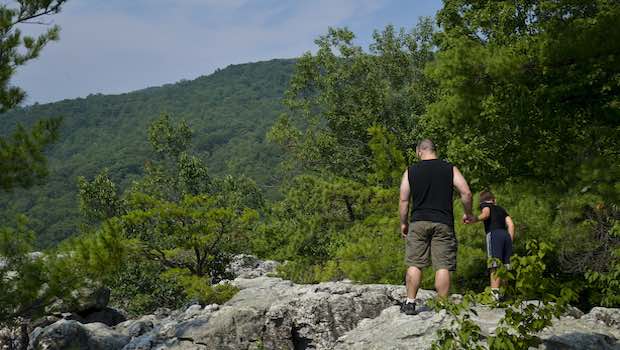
[[505, 216, 515, 241], [473, 207, 490, 223]]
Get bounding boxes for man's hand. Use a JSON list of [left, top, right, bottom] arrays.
[[401, 223, 408, 239], [462, 213, 475, 224]]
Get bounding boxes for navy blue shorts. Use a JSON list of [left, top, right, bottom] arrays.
[[486, 229, 512, 268]]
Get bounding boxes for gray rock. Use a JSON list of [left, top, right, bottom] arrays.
[[581, 307, 620, 328], [30, 316, 61, 332], [203, 304, 219, 313], [262, 283, 408, 349], [153, 338, 206, 349], [227, 254, 280, 279], [334, 306, 447, 350], [47, 287, 111, 314], [28, 319, 129, 350], [542, 332, 620, 350], [115, 316, 157, 336], [83, 307, 127, 326], [51, 312, 85, 323], [539, 314, 620, 350], [182, 305, 203, 320], [121, 334, 157, 350], [22, 255, 620, 350], [127, 321, 155, 338]]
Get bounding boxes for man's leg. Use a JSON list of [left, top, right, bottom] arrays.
[[402, 222, 431, 314], [405, 221, 431, 301], [430, 223, 456, 298], [406, 266, 423, 299], [435, 269, 450, 298]]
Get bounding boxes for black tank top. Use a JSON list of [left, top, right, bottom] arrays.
[[408, 159, 454, 227]]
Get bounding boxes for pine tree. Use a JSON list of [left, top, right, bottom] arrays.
[[0, 0, 66, 191]]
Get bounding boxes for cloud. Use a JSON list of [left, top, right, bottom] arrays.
[[11, 0, 437, 104]]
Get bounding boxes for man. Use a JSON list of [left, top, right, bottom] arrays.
[[399, 139, 473, 315]]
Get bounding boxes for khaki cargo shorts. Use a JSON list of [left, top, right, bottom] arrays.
[[405, 221, 457, 271]]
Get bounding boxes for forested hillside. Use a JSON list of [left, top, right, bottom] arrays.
[[0, 59, 294, 247]]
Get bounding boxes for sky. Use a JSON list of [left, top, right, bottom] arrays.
[[13, 0, 443, 104]]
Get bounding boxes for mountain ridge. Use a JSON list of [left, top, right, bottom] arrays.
[[0, 58, 296, 247]]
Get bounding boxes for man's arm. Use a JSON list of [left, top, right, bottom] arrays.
[[453, 166, 473, 223], [399, 170, 410, 239], [505, 216, 515, 241]]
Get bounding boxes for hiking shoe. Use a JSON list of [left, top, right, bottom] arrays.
[[491, 289, 503, 302], [400, 302, 418, 315]]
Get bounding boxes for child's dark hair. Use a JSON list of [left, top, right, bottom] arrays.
[[479, 190, 495, 203]]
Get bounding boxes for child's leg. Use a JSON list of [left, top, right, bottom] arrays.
[[490, 268, 501, 288], [501, 230, 513, 289], [487, 231, 502, 289]]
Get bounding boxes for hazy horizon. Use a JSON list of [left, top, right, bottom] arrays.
[[12, 0, 442, 105]]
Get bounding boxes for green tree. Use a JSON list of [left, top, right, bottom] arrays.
[[422, 0, 620, 185], [78, 115, 259, 311], [0, 2, 72, 348], [0, 0, 65, 191], [269, 20, 436, 178], [0, 217, 72, 327]]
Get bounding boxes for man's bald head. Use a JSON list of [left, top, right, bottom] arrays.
[[416, 139, 436, 153], [415, 139, 437, 160]]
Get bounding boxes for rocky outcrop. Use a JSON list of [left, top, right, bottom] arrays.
[[334, 305, 620, 350], [22, 256, 620, 350], [1, 286, 127, 350], [43, 287, 127, 327], [29, 320, 129, 350], [226, 254, 280, 279]]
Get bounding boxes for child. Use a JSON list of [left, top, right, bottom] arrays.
[[473, 190, 515, 300]]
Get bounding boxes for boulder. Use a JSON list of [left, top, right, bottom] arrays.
[[227, 254, 280, 279], [47, 287, 111, 314], [115, 317, 156, 338], [83, 307, 127, 327], [28, 319, 129, 350], [581, 307, 620, 328], [334, 306, 447, 350]]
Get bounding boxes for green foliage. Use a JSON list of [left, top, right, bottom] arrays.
[[329, 220, 404, 284], [0, 117, 62, 191], [0, 2, 75, 338], [271, 20, 436, 178], [0, 59, 294, 247], [162, 269, 239, 306], [0, 0, 66, 112], [484, 242, 576, 349], [252, 174, 399, 283], [0, 216, 86, 329], [62, 220, 135, 281], [432, 241, 576, 350], [76, 115, 251, 312], [430, 294, 484, 350], [423, 0, 620, 186], [367, 125, 406, 187], [77, 170, 123, 223], [585, 222, 620, 307], [119, 193, 253, 278], [0, 0, 65, 193], [106, 258, 187, 317]]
